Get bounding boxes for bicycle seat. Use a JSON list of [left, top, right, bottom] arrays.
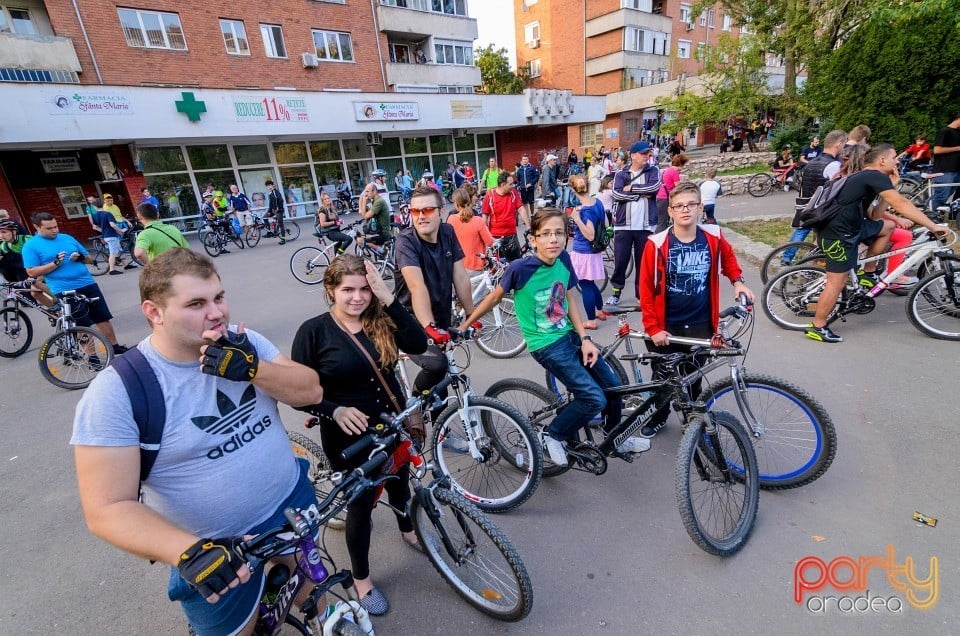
[[920, 172, 944, 180]]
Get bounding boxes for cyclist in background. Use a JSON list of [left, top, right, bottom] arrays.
[[315, 191, 353, 255], [0, 219, 56, 306], [359, 183, 391, 250]]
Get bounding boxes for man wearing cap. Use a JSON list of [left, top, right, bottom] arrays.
[[462, 161, 475, 183], [607, 141, 662, 306], [101, 194, 127, 228], [540, 154, 560, 204]]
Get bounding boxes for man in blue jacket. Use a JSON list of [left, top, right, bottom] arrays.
[[515, 153, 540, 223]]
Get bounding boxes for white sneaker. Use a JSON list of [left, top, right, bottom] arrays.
[[542, 434, 568, 466], [893, 275, 919, 286], [616, 437, 651, 454], [783, 185, 790, 192], [605, 295, 621, 306]]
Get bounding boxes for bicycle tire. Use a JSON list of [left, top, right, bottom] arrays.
[[411, 487, 532, 621], [474, 298, 526, 359], [484, 378, 570, 478], [906, 270, 960, 340], [202, 232, 223, 257], [543, 354, 629, 398], [761, 265, 831, 331], [282, 220, 301, 242], [289, 247, 330, 285], [760, 241, 819, 284], [701, 374, 836, 489], [281, 614, 310, 634], [287, 431, 347, 530], [85, 248, 109, 277], [37, 326, 113, 390], [747, 174, 774, 197], [0, 307, 33, 358], [431, 396, 542, 513], [245, 225, 261, 248], [230, 230, 245, 250], [676, 411, 759, 557]]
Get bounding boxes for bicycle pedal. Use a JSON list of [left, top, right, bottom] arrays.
[[612, 450, 635, 463]]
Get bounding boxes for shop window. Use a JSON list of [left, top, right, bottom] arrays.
[[476, 133, 495, 149], [404, 155, 430, 181], [403, 137, 428, 155], [278, 166, 315, 217], [195, 169, 238, 197], [145, 174, 199, 220], [310, 140, 343, 162], [273, 142, 308, 164], [187, 145, 230, 170], [234, 144, 270, 165], [56, 186, 87, 219], [313, 162, 344, 191], [580, 124, 603, 147], [138, 146, 187, 173], [454, 135, 475, 152], [342, 139, 372, 161], [429, 135, 453, 153], [374, 137, 402, 158]]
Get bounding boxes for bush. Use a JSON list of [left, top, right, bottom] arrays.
[[769, 123, 815, 153]]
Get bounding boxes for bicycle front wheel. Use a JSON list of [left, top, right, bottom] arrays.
[[747, 174, 774, 197], [86, 249, 109, 276], [702, 374, 836, 489], [474, 298, 526, 359], [0, 307, 33, 358], [38, 326, 113, 389], [432, 396, 542, 513], [282, 220, 301, 242], [230, 230, 245, 250], [762, 265, 830, 330], [202, 233, 223, 257], [287, 431, 346, 530], [411, 487, 532, 621], [484, 379, 569, 478], [676, 411, 759, 557], [760, 241, 818, 284], [906, 270, 960, 340], [289, 247, 330, 285], [244, 225, 261, 248]]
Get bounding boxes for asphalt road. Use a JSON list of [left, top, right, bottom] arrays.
[[1, 192, 955, 635]]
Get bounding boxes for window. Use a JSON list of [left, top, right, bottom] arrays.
[[434, 40, 473, 66], [677, 39, 691, 58], [580, 124, 603, 147], [722, 14, 732, 31], [118, 8, 186, 50], [438, 85, 475, 93], [625, 27, 669, 55], [707, 9, 715, 28], [0, 6, 37, 35], [766, 52, 784, 67], [524, 22, 540, 43], [220, 19, 249, 56], [739, 17, 752, 34], [260, 24, 286, 58], [698, 11, 706, 26], [625, 27, 644, 52], [625, 118, 638, 133], [57, 186, 88, 220], [621, 0, 652, 10], [679, 4, 691, 23], [313, 30, 354, 62], [528, 59, 541, 77]]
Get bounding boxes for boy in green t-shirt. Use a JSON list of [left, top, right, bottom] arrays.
[[461, 208, 648, 467]]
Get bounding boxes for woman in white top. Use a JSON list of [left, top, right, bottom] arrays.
[[587, 158, 605, 196], [698, 167, 722, 224]]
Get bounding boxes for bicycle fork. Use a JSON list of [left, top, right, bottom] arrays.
[[686, 405, 737, 485]]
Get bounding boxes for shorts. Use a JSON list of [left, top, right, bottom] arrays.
[[818, 219, 883, 273], [519, 187, 536, 205], [104, 237, 121, 255], [59, 282, 112, 326], [237, 211, 253, 226], [168, 459, 319, 636]]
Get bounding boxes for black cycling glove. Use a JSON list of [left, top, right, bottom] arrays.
[[177, 537, 246, 599], [201, 331, 259, 381]]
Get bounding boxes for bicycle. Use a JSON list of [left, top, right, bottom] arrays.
[[488, 299, 836, 490], [86, 228, 144, 276], [246, 212, 302, 246], [289, 221, 364, 287], [762, 227, 959, 339], [0, 279, 60, 358], [747, 165, 802, 197], [200, 219, 245, 257], [31, 289, 113, 389], [457, 244, 526, 359], [394, 327, 542, 513], [289, 378, 533, 620], [898, 169, 959, 221]]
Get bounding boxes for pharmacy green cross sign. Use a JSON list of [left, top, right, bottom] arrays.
[[175, 91, 206, 122]]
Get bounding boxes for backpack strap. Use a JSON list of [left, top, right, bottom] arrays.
[[111, 348, 166, 483]]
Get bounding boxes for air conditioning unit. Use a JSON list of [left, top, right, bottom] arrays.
[[453, 128, 468, 138], [527, 39, 540, 49], [365, 132, 383, 146], [685, 22, 695, 31], [301, 53, 319, 68]]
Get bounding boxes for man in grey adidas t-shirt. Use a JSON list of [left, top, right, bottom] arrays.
[[72, 248, 323, 636]]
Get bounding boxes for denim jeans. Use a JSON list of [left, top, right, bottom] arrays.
[[783, 228, 812, 262], [530, 331, 622, 442], [609, 229, 650, 294], [929, 172, 959, 217]]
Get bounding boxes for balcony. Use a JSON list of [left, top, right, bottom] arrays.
[[0, 32, 82, 73], [385, 61, 480, 89], [586, 50, 668, 77], [585, 8, 672, 37], [376, 3, 478, 41]]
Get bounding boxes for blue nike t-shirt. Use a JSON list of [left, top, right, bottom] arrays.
[[665, 229, 711, 325]]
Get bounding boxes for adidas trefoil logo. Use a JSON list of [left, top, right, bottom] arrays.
[[192, 386, 273, 459]]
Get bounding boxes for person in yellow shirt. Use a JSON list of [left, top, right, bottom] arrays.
[[101, 194, 124, 223]]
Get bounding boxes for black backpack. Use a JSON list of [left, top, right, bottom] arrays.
[[111, 348, 166, 483], [796, 176, 849, 230], [589, 214, 611, 253]]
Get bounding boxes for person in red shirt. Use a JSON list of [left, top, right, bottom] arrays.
[[462, 161, 476, 182], [898, 133, 931, 169], [481, 172, 527, 260]]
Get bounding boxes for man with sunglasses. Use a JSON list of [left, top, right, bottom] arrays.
[[394, 185, 474, 399]]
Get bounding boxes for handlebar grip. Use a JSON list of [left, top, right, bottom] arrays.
[[358, 450, 388, 476], [427, 375, 455, 397], [340, 434, 376, 462]]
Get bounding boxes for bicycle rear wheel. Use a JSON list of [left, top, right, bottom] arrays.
[[86, 247, 109, 276], [760, 241, 818, 284], [287, 431, 346, 530], [432, 396, 542, 513], [411, 487, 532, 621], [761, 265, 830, 330], [484, 378, 569, 478], [230, 230, 245, 250], [282, 220, 301, 242], [202, 232, 223, 257], [0, 308, 33, 358], [245, 225, 261, 247], [474, 298, 526, 359], [676, 411, 759, 557], [289, 247, 330, 285], [906, 269, 960, 340], [747, 174, 774, 197], [701, 374, 836, 489], [38, 326, 113, 389]]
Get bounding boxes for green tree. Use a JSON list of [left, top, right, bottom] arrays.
[[804, 2, 960, 147], [474, 45, 528, 94]]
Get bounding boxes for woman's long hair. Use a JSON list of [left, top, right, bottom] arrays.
[[324, 254, 399, 368]]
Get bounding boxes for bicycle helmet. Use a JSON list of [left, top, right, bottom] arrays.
[[371, 169, 387, 178], [0, 220, 19, 236], [422, 171, 434, 179]]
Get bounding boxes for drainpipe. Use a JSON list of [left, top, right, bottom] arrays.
[[369, 0, 388, 91], [71, 0, 103, 84]]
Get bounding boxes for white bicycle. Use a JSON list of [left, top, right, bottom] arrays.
[[457, 242, 526, 359]]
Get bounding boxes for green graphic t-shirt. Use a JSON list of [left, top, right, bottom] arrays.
[[498, 252, 578, 352]]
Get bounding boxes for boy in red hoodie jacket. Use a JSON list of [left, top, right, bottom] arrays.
[[637, 182, 754, 437]]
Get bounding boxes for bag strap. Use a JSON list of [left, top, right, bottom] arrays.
[[143, 223, 184, 246], [329, 314, 404, 414], [111, 348, 166, 483]]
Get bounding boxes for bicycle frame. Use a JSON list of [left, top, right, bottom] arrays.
[[2, 282, 59, 323]]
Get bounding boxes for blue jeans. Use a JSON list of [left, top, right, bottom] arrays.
[[783, 228, 812, 262], [929, 171, 959, 217], [530, 331, 622, 442]]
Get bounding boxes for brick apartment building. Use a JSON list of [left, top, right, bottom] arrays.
[[513, 0, 784, 154], [0, 0, 602, 238]]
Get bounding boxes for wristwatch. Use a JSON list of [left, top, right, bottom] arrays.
[[582, 335, 593, 342], [732, 276, 745, 284]]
